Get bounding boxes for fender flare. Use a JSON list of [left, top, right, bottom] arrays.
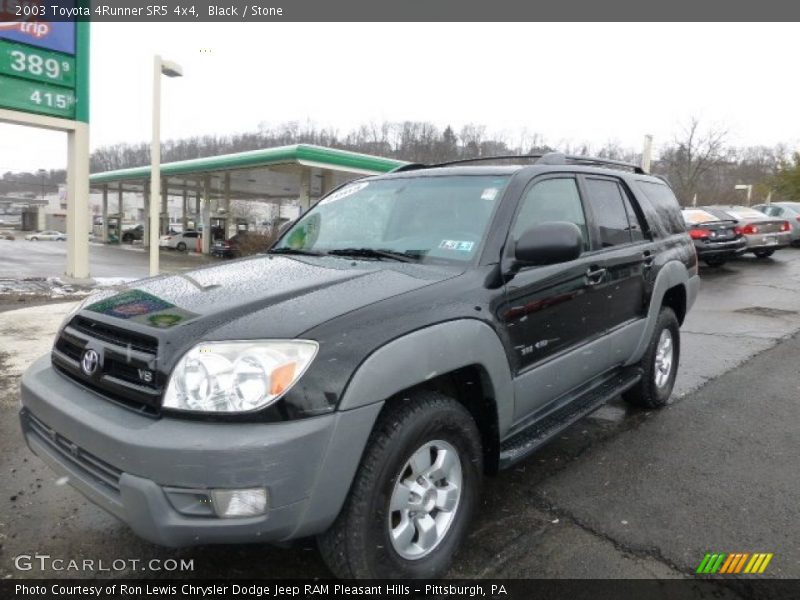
[[628, 261, 691, 364], [338, 319, 514, 436]]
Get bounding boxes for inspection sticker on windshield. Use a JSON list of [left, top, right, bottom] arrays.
[[319, 182, 369, 205], [440, 240, 474, 252], [481, 187, 499, 201]]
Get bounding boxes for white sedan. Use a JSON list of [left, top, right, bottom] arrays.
[[159, 230, 200, 251], [25, 230, 66, 241]]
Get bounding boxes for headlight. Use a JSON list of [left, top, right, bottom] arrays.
[[163, 340, 318, 413]]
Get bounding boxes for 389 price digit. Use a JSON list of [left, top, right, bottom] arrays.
[[10, 50, 69, 80]]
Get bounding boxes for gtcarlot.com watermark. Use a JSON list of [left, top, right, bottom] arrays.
[[14, 554, 194, 573]]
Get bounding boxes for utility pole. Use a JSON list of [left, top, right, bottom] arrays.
[[735, 184, 753, 207], [641, 134, 653, 173]]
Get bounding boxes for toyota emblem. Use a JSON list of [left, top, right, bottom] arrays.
[[81, 349, 99, 376]]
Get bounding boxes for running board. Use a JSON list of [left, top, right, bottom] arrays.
[[498, 367, 642, 469]]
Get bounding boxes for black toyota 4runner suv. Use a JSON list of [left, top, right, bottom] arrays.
[[20, 153, 698, 579]]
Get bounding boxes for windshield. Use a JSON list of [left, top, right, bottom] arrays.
[[274, 175, 510, 264]]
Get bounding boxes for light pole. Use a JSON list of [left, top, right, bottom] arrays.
[[150, 55, 183, 276], [734, 184, 752, 207]]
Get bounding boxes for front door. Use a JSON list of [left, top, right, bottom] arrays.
[[497, 175, 603, 420]]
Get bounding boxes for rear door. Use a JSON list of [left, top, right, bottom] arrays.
[[579, 175, 650, 331]]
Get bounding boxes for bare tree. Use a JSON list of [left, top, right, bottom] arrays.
[[657, 117, 731, 205]]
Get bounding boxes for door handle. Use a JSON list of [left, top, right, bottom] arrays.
[[642, 250, 654, 267], [586, 267, 607, 286]]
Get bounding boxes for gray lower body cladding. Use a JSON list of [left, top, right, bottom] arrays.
[[19, 355, 381, 547]]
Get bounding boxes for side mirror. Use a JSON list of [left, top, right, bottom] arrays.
[[514, 221, 583, 267]]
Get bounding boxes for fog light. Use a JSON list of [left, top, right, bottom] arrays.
[[211, 488, 267, 518]]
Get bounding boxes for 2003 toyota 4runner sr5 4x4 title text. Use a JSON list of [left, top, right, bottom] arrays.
[[20, 152, 698, 578]]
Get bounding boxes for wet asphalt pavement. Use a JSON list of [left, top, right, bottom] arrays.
[[1, 248, 799, 583], [0, 238, 214, 280]]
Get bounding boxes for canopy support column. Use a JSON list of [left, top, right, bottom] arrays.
[[117, 184, 124, 239], [182, 183, 188, 231], [298, 168, 311, 214], [143, 184, 150, 248], [201, 175, 211, 254], [321, 170, 335, 196], [224, 173, 231, 238], [101, 185, 109, 242], [161, 177, 168, 235], [195, 189, 201, 229]]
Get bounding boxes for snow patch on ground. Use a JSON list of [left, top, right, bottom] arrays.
[[0, 302, 78, 404]]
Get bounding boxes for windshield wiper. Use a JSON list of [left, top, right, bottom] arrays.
[[268, 247, 325, 256], [326, 248, 418, 263]]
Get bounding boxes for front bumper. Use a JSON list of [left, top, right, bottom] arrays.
[[19, 355, 382, 547]]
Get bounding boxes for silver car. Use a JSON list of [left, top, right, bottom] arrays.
[[705, 206, 791, 258], [24, 230, 66, 241], [753, 202, 800, 246]]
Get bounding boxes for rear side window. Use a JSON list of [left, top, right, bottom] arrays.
[[636, 181, 685, 235], [584, 178, 636, 247]]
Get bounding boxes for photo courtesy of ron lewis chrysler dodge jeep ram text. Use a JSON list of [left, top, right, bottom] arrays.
[[19, 153, 698, 579]]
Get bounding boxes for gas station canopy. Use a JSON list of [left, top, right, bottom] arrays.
[[86, 143, 408, 257], [89, 143, 407, 199]]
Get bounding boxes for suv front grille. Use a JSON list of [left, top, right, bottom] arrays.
[[52, 316, 163, 415]]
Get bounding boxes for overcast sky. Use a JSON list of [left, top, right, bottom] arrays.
[[1, 22, 798, 173]]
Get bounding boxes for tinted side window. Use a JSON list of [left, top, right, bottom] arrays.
[[620, 186, 645, 242], [584, 178, 633, 247], [512, 178, 588, 249], [636, 181, 685, 234]]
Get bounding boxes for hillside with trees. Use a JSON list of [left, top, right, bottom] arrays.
[[2, 118, 796, 206]]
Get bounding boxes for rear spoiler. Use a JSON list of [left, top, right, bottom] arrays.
[[683, 218, 737, 226]]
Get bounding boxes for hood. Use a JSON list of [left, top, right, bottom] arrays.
[[79, 255, 459, 342]]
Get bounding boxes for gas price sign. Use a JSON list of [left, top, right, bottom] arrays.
[[0, 18, 85, 121]]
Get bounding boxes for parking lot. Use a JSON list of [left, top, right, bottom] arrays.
[[0, 238, 215, 281], [0, 245, 798, 582]]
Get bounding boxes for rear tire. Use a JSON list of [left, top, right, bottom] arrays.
[[176, 242, 187, 252], [318, 391, 482, 579], [754, 249, 775, 258], [623, 307, 680, 409]]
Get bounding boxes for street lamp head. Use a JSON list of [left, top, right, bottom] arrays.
[[161, 60, 183, 78], [734, 184, 751, 190]]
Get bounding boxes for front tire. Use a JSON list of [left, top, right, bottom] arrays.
[[623, 307, 680, 409], [318, 391, 482, 579], [176, 242, 187, 252], [754, 249, 775, 258]]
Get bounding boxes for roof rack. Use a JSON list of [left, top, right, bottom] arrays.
[[393, 152, 646, 174]]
